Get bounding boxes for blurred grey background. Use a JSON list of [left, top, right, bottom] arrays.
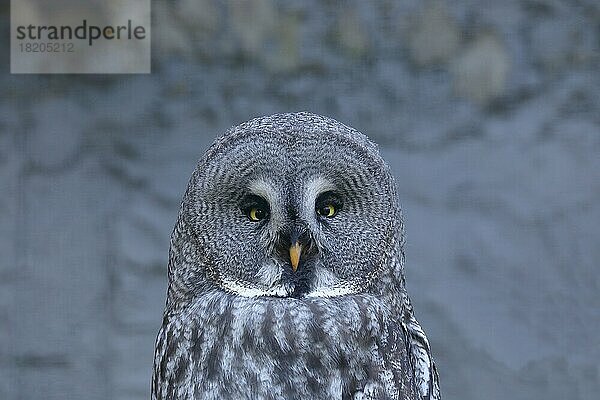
[[1, 1, 599, 399]]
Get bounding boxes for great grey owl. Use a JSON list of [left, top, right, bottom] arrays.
[[152, 112, 440, 400]]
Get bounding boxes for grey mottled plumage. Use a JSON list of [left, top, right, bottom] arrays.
[[152, 113, 440, 399]]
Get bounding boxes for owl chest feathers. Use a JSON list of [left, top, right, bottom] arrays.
[[155, 291, 406, 399]]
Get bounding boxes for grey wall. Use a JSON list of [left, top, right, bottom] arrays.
[[1, 1, 599, 399]]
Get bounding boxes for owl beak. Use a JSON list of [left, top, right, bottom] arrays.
[[289, 242, 302, 272]]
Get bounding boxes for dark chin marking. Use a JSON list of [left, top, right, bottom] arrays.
[[281, 261, 315, 299]]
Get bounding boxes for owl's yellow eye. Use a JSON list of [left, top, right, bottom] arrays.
[[317, 204, 337, 218], [315, 191, 342, 219], [241, 194, 270, 223], [248, 207, 267, 222]]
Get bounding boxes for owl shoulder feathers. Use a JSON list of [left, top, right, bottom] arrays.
[[401, 297, 440, 399]]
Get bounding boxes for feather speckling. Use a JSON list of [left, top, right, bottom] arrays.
[[152, 113, 440, 400]]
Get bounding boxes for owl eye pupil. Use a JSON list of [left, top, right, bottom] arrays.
[[317, 204, 336, 218], [315, 191, 342, 219], [248, 207, 267, 221], [241, 194, 270, 223]]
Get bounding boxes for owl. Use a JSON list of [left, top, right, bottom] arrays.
[[152, 113, 440, 400]]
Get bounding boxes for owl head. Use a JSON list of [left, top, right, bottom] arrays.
[[168, 113, 404, 302]]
